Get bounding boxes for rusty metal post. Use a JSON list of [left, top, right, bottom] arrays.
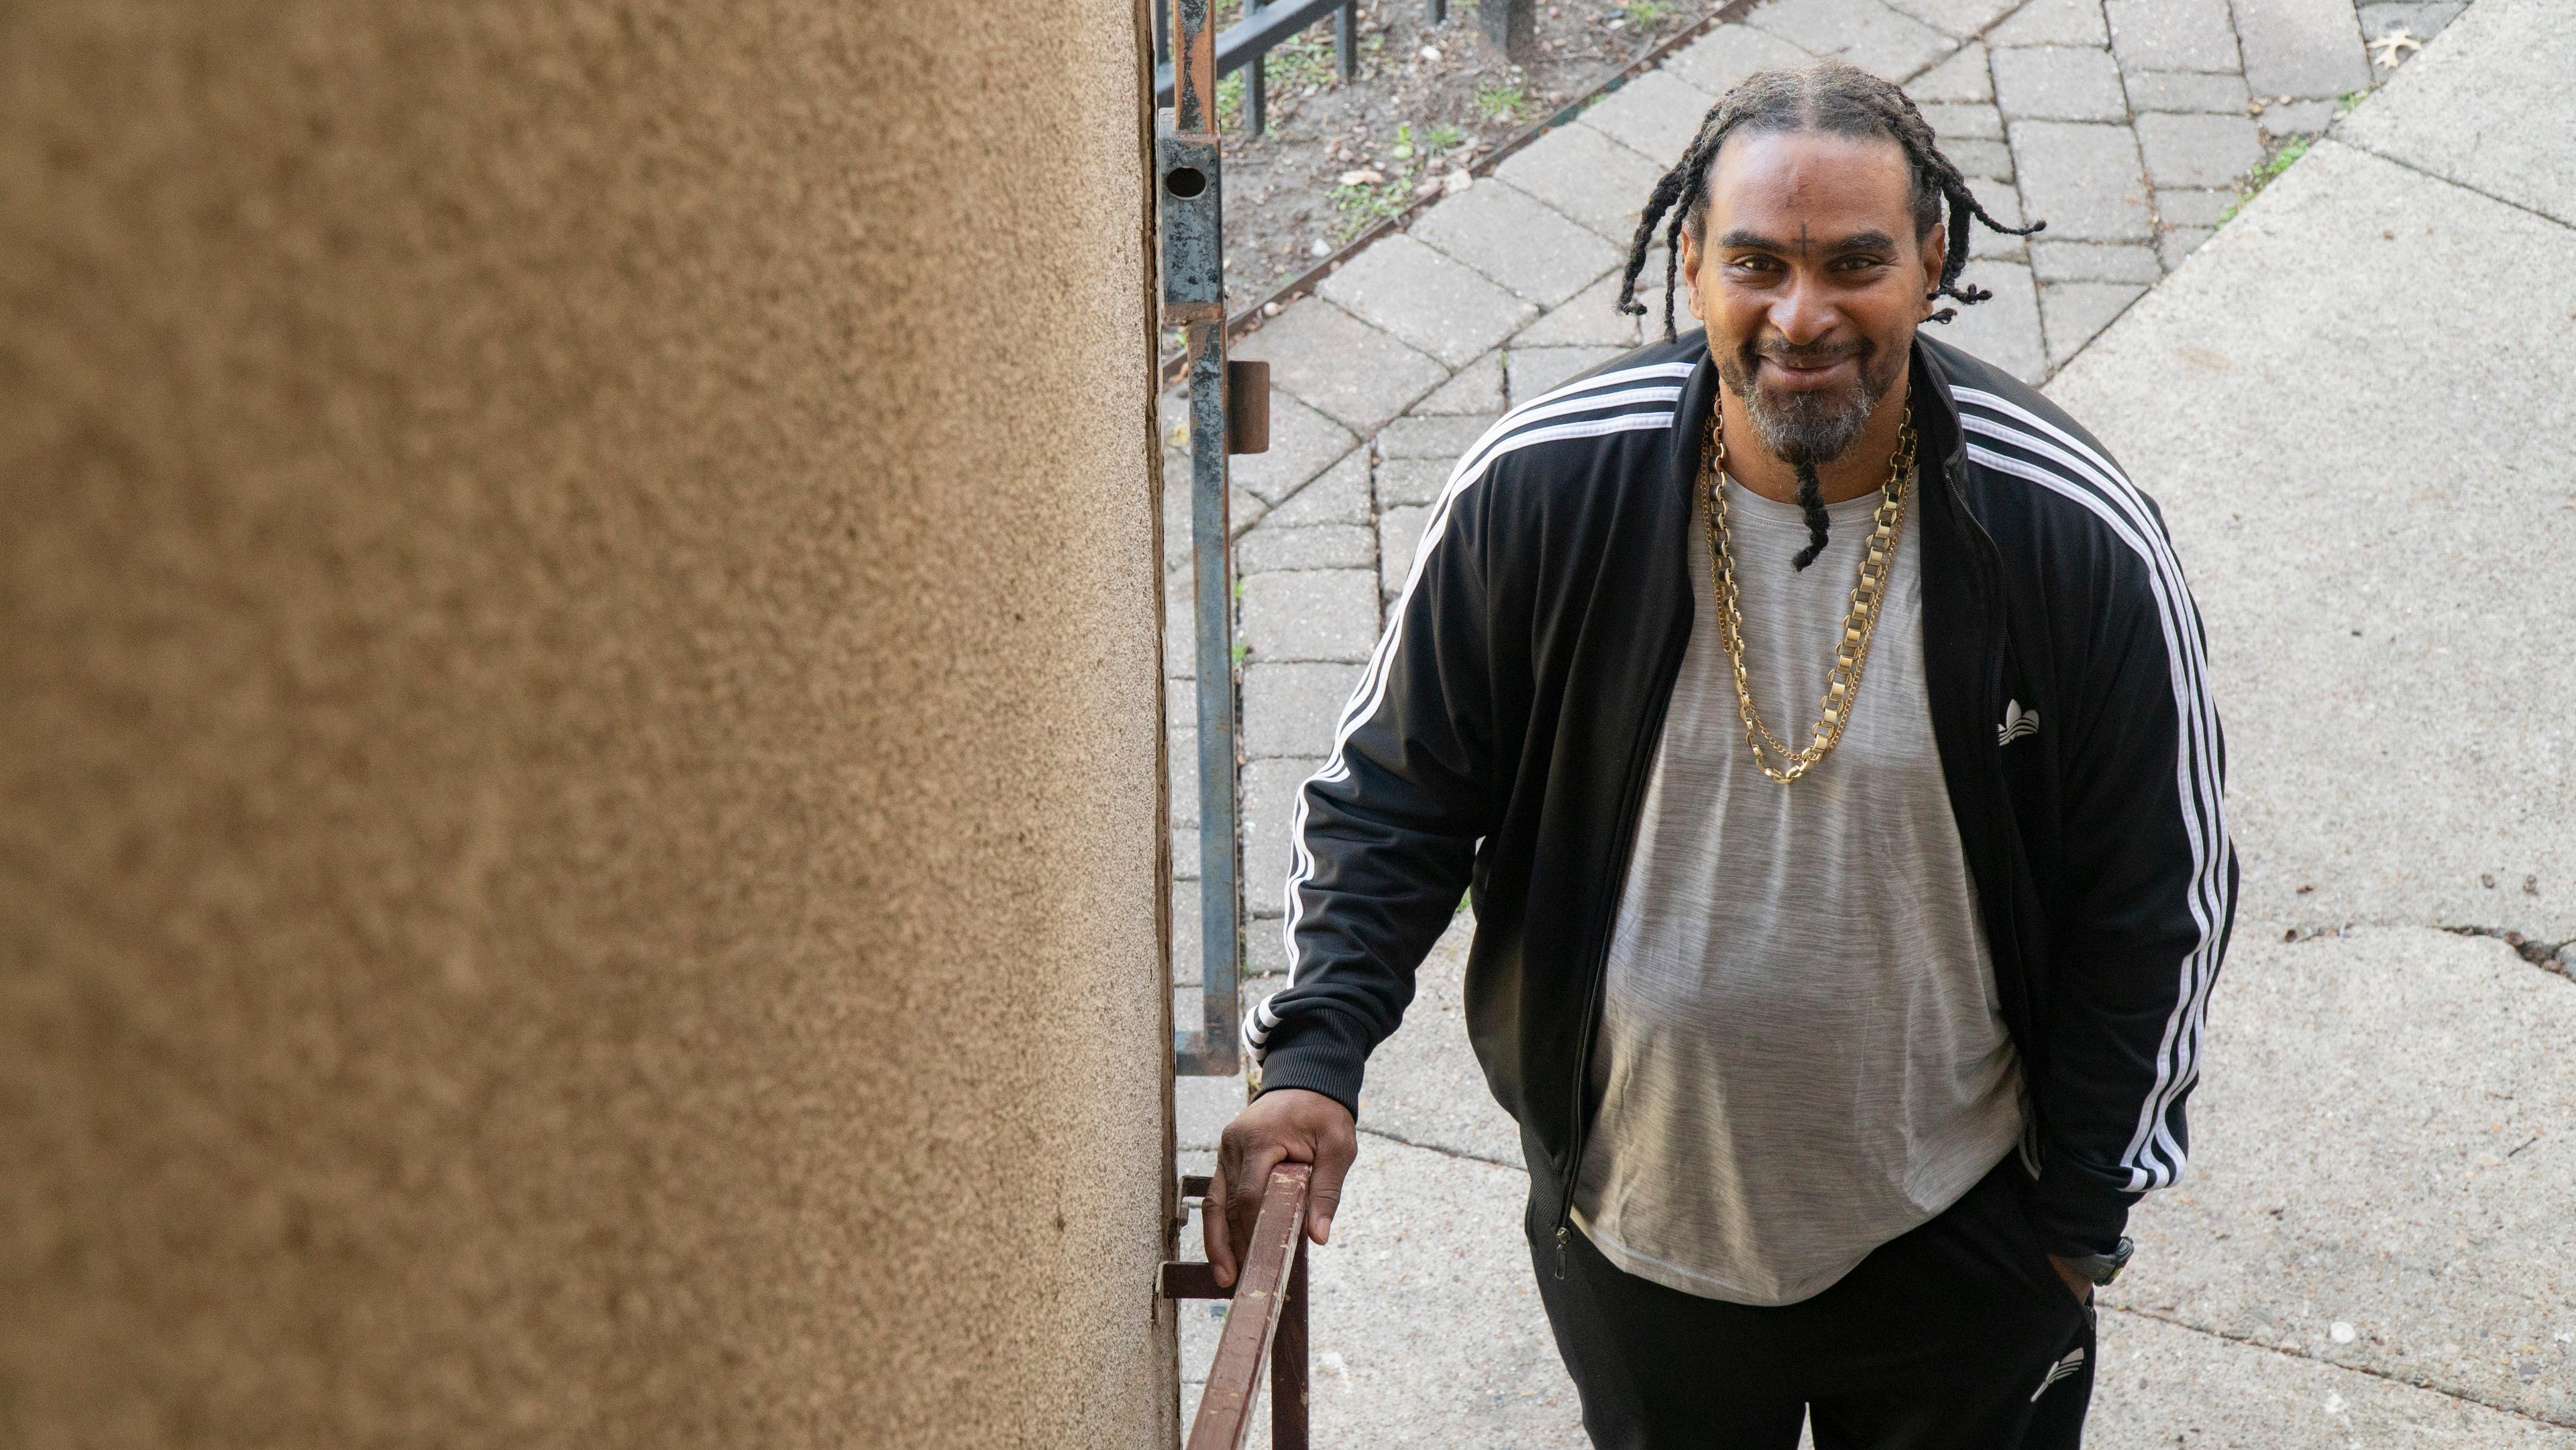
[[1163, 0, 1245, 1079], [1271, 1236, 1309, 1449]]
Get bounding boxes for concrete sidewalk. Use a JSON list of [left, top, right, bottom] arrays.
[[1174, 0, 2576, 1442]]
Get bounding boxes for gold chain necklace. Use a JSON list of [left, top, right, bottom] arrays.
[[1701, 399, 1917, 784]]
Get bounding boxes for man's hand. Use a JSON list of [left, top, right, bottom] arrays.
[[1203, 1088, 1357, 1288], [2045, 1255, 2096, 1306]]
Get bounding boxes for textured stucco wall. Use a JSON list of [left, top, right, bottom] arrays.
[[0, 3, 1173, 1447]]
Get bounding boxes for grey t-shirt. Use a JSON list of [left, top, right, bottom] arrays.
[[1568, 468, 2026, 1306]]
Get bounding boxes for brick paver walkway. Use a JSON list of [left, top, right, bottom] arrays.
[[1164, 0, 2463, 1019]]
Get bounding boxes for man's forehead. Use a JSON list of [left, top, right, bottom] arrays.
[[1704, 129, 1918, 227]]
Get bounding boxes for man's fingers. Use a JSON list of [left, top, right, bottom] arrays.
[[1228, 1141, 1288, 1274], [1305, 1180, 1338, 1246], [1201, 1169, 1235, 1286], [1305, 1138, 1354, 1247], [1208, 1089, 1360, 1270]]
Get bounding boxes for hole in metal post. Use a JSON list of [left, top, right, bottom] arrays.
[[1165, 166, 1208, 199]]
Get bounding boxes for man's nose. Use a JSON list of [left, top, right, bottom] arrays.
[[1767, 274, 1840, 347]]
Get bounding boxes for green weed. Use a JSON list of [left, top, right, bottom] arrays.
[[2247, 136, 2311, 189], [2214, 136, 2311, 228], [1476, 80, 1525, 123], [1268, 26, 1339, 93], [1208, 13, 1344, 119], [1333, 171, 1415, 240]]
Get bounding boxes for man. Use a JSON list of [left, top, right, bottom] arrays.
[[1204, 62, 2235, 1449]]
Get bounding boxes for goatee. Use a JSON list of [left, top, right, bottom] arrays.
[[1717, 338, 1900, 570]]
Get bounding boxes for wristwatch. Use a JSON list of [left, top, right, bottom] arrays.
[[2059, 1236, 2135, 1286]]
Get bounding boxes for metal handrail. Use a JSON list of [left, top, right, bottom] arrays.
[[1160, 1166, 1313, 1450]]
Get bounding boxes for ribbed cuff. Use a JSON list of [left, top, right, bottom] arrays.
[[2021, 1166, 2136, 1258], [1250, 1008, 1372, 1123]]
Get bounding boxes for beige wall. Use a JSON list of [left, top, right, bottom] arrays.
[[0, 2, 1173, 1446]]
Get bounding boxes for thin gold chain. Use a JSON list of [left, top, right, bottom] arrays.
[[1701, 400, 1917, 784]]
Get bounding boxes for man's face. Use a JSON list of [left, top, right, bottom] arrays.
[[1681, 130, 1945, 466]]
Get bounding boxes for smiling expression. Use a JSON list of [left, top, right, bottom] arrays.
[[1681, 129, 1946, 464]]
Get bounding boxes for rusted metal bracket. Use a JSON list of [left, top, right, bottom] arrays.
[[1161, 1165, 1311, 1450], [1225, 360, 1270, 456], [1166, 0, 1245, 1080], [1158, 1260, 1232, 1300], [1158, 130, 1224, 325]]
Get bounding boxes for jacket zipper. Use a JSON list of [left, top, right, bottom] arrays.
[[1959, 473, 2010, 729], [1951, 460, 2032, 1151], [1552, 604, 1694, 1279]]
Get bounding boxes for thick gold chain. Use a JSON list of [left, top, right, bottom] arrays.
[[1701, 401, 1917, 784]]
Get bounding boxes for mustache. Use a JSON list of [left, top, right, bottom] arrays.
[[1741, 336, 1874, 370]]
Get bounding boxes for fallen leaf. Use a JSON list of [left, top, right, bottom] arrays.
[[1338, 168, 1386, 187], [2368, 28, 2420, 66]]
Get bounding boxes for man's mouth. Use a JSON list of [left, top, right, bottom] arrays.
[[1757, 350, 1864, 389]]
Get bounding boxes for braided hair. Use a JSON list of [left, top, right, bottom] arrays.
[[1616, 62, 2043, 342]]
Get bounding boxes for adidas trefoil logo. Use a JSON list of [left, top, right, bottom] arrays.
[[2030, 1345, 2086, 1401], [1998, 700, 2041, 746]]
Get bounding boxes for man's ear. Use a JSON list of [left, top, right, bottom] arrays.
[[1679, 229, 1703, 321], [1919, 220, 1948, 318]]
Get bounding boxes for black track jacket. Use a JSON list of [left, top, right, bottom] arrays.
[[1246, 329, 2237, 1260]]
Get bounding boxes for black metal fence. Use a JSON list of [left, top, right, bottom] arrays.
[[1153, 0, 1467, 135]]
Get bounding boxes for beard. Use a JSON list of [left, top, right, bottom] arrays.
[[1716, 334, 1907, 569], [1716, 334, 1902, 466]]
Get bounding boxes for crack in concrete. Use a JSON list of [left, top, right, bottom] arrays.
[[1356, 1123, 1525, 1172], [2102, 1304, 2576, 1431], [2271, 919, 2574, 980], [2440, 923, 2575, 978], [2337, 138, 2576, 238]]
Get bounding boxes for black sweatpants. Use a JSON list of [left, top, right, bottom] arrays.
[[1529, 1157, 2096, 1450]]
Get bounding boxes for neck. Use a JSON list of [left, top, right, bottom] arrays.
[[1719, 354, 1913, 506]]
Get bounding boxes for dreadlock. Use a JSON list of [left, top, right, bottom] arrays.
[[1615, 62, 2043, 567]]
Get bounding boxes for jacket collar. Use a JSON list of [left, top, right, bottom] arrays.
[[1907, 332, 1972, 490], [1664, 330, 1723, 495]]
